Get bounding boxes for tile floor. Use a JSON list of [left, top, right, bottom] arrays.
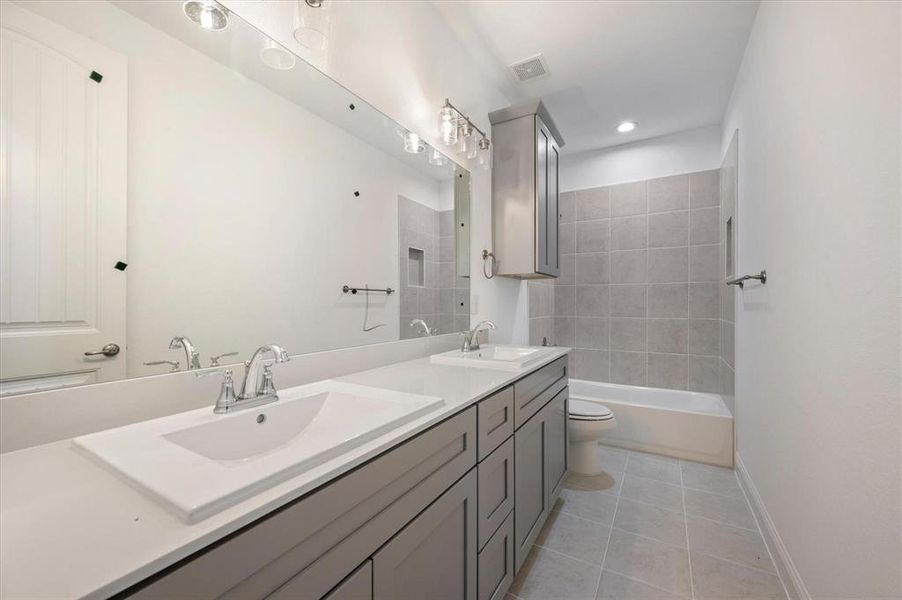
[[508, 445, 786, 600]]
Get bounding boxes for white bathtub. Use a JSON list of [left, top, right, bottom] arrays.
[[569, 379, 734, 467]]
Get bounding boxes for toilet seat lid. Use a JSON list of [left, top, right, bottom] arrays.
[[569, 399, 613, 420]]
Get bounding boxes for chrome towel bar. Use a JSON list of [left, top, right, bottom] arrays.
[[726, 270, 767, 288], [342, 285, 394, 295]]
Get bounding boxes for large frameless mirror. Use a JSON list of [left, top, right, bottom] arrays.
[[0, 0, 470, 395]]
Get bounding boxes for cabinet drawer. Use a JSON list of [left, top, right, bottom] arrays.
[[477, 386, 514, 460], [477, 437, 514, 550], [513, 356, 567, 428], [129, 408, 477, 600], [477, 511, 514, 600]]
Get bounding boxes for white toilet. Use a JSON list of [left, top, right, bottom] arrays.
[[568, 399, 617, 475]]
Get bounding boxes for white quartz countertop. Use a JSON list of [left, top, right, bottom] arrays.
[[0, 348, 569, 600]]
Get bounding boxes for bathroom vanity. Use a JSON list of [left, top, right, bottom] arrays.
[[0, 349, 569, 600], [124, 355, 568, 600]]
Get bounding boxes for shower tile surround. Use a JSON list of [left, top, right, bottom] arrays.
[[529, 169, 736, 397], [398, 197, 470, 339]]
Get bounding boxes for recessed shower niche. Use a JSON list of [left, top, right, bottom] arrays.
[[408, 248, 425, 287], [398, 196, 470, 339]]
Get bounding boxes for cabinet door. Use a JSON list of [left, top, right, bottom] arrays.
[[535, 122, 550, 275], [513, 411, 548, 572], [535, 116, 560, 277], [547, 133, 560, 274], [544, 388, 568, 506], [477, 512, 514, 600], [373, 470, 477, 600]]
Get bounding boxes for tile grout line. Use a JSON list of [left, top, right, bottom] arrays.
[[593, 450, 627, 599], [679, 459, 697, 600], [691, 548, 783, 578], [684, 511, 761, 534], [602, 567, 693, 600]]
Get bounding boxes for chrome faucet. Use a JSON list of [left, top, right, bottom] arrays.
[[410, 319, 434, 337], [461, 320, 495, 352], [169, 336, 201, 370], [236, 344, 290, 405]]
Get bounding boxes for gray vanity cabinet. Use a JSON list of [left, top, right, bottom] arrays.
[[372, 470, 477, 600]]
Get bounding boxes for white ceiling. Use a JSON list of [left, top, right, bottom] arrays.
[[435, 1, 759, 154]]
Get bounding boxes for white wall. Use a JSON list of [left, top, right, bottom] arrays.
[[21, 1, 446, 374], [560, 124, 722, 191], [223, 0, 526, 344], [722, 1, 901, 597]]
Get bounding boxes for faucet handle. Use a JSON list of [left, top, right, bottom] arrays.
[[260, 365, 277, 396], [210, 369, 237, 414], [210, 351, 239, 367]]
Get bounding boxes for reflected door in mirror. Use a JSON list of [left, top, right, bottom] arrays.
[[0, 4, 127, 395]]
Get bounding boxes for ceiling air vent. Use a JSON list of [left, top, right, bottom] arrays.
[[509, 54, 550, 83]]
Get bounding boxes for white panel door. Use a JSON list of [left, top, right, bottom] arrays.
[[0, 2, 127, 393]]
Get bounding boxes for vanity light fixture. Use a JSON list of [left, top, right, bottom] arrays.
[[438, 99, 491, 165], [617, 121, 637, 133], [260, 39, 296, 70], [182, 0, 229, 31], [400, 130, 425, 154]]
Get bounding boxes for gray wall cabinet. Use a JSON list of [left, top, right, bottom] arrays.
[[489, 101, 564, 279], [123, 355, 568, 600]]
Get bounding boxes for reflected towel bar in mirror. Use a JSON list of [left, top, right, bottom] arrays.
[[342, 285, 394, 295], [726, 270, 767, 288]]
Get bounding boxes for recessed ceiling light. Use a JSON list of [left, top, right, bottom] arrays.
[[183, 0, 229, 31], [617, 121, 636, 133]]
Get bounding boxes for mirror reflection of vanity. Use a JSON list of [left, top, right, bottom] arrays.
[[0, 0, 471, 395]]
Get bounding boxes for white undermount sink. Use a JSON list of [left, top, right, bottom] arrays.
[[430, 344, 556, 372], [73, 380, 443, 523]]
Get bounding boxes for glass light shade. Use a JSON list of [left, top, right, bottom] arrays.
[[457, 121, 473, 155], [428, 148, 447, 167], [260, 39, 296, 70], [293, 0, 330, 51], [477, 138, 491, 170], [402, 131, 425, 154], [465, 133, 478, 159], [439, 106, 458, 146]]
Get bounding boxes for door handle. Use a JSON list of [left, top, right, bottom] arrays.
[[84, 343, 121, 357]]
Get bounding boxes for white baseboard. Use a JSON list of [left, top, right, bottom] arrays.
[[735, 453, 811, 600]]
